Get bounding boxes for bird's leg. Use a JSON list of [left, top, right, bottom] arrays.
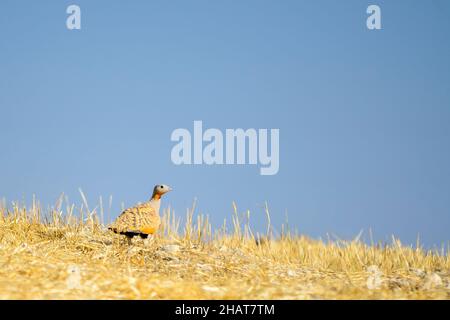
[[143, 235, 154, 247], [126, 236, 133, 246]]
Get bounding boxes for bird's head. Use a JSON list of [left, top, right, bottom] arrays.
[[152, 184, 173, 199]]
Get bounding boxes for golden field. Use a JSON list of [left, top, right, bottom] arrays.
[[0, 198, 449, 300]]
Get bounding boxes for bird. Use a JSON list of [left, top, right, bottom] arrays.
[[108, 184, 172, 243]]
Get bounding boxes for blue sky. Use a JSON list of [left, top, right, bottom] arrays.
[[1, 1, 449, 247]]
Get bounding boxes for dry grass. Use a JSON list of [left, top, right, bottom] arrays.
[[0, 198, 449, 300]]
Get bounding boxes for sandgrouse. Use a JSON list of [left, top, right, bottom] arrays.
[[108, 184, 172, 242]]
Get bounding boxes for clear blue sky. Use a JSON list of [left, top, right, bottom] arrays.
[[1, 1, 449, 247]]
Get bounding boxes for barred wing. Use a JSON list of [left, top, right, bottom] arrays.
[[109, 203, 161, 235]]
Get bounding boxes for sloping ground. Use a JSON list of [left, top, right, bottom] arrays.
[[0, 206, 449, 299]]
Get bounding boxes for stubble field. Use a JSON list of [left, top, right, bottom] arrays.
[[0, 199, 449, 300]]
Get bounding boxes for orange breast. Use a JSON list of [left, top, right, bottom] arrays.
[[139, 226, 158, 234]]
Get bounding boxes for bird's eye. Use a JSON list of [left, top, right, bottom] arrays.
[[160, 185, 164, 189]]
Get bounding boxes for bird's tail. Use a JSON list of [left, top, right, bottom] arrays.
[[108, 226, 118, 234]]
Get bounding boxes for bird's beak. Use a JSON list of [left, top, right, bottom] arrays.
[[168, 186, 173, 192]]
